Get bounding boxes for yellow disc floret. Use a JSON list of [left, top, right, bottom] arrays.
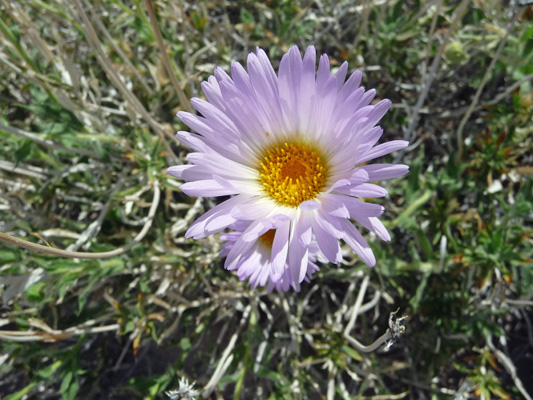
[[259, 229, 276, 248], [258, 140, 329, 207]]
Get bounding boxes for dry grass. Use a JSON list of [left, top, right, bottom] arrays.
[[1, 1, 532, 399]]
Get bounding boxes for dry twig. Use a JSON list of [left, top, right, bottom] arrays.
[[0, 179, 160, 259]]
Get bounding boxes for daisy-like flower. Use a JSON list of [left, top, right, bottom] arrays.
[[219, 221, 321, 292], [166, 377, 199, 400], [168, 45, 408, 291]]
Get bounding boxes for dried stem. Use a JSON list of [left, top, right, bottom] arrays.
[[343, 274, 407, 353], [90, 6, 155, 96], [420, 0, 443, 82], [0, 124, 98, 159], [486, 335, 532, 400], [145, 0, 194, 113], [71, 0, 179, 162], [456, 10, 518, 160], [202, 304, 252, 398], [352, 0, 371, 53], [0, 180, 160, 259], [438, 72, 533, 119], [0, 324, 119, 342], [403, 0, 470, 143]]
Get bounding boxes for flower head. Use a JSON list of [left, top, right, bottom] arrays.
[[220, 220, 321, 291], [168, 45, 408, 291], [166, 377, 199, 400]]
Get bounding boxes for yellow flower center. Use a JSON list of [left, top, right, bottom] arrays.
[[258, 140, 328, 207], [258, 229, 276, 248]]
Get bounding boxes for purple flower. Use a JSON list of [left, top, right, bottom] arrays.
[[219, 220, 322, 292], [168, 45, 408, 291]]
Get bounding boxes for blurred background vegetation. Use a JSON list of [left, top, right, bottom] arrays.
[[1, 0, 532, 399]]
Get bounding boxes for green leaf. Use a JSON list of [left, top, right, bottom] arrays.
[[35, 360, 62, 380], [60, 371, 73, 395], [3, 383, 36, 400], [341, 345, 363, 361], [240, 8, 254, 24], [14, 139, 34, 165], [25, 281, 48, 303]]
